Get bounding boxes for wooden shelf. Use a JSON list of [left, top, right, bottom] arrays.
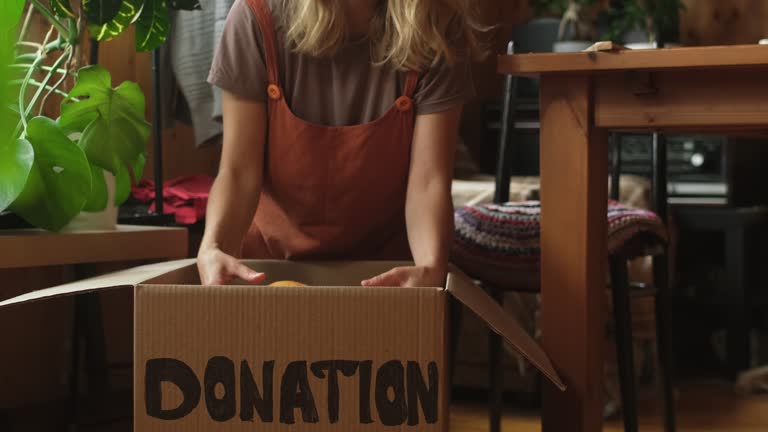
[[0, 225, 188, 269]]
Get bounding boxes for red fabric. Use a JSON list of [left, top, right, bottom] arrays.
[[132, 175, 213, 224]]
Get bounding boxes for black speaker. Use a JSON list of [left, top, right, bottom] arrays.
[[616, 133, 768, 207]]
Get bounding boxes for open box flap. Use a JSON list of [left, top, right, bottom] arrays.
[[0, 259, 196, 309], [446, 269, 566, 391]]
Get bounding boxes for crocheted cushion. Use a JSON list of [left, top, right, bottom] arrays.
[[452, 200, 667, 279]]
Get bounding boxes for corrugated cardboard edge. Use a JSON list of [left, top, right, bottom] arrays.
[[445, 267, 567, 391], [0, 259, 197, 309]]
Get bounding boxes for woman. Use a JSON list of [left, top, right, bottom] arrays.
[[198, 0, 486, 287]]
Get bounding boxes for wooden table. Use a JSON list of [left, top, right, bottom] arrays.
[[0, 224, 188, 269], [0, 225, 188, 427], [498, 44, 768, 432]]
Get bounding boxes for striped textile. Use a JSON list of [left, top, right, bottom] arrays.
[[453, 200, 668, 272]]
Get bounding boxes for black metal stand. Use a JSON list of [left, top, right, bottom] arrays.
[[151, 49, 164, 216], [116, 48, 173, 226]]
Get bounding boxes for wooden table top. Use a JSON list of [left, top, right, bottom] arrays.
[[498, 44, 768, 76], [0, 225, 188, 269]]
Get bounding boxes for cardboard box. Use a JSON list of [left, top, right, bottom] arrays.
[[0, 259, 564, 430]]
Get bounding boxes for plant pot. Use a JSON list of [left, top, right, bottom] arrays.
[[513, 17, 562, 53], [61, 172, 118, 232], [553, 40, 594, 53], [622, 26, 683, 50], [510, 17, 562, 100], [625, 41, 658, 50], [623, 26, 650, 46]]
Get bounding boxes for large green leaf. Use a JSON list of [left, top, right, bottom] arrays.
[[0, 0, 25, 31], [57, 110, 98, 135], [82, 0, 123, 26], [169, 0, 200, 10], [0, 23, 15, 123], [135, 0, 170, 52], [50, 0, 77, 19], [10, 117, 91, 231], [114, 152, 144, 206], [0, 4, 27, 212], [88, 0, 143, 42], [58, 66, 110, 134], [82, 164, 108, 212], [0, 138, 33, 212], [60, 65, 150, 177]]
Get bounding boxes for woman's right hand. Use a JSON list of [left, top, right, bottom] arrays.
[[197, 247, 266, 286]]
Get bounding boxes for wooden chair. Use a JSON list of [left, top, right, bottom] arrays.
[[449, 42, 676, 432]]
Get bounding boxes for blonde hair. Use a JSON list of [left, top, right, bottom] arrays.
[[278, 0, 489, 71]]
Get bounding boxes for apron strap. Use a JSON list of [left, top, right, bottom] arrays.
[[403, 70, 419, 99], [245, 0, 280, 86]]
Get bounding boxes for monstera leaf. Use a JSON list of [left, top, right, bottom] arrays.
[[0, 138, 33, 212], [89, 0, 142, 41], [84, 157, 146, 212], [82, 0, 123, 26], [60, 66, 150, 178], [0, 0, 27, 212], [0, 0, 25, 30], [9, 117, 91, 231], [170, 0, 201, 10], [0, 43, 30, 213], [136, 0, 170, 51], [114, 152, 144, 206], [50, 0, 77, 19], [82, 164, 108, 212]]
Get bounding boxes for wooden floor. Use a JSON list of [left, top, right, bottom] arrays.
[[4, 380, 767, 431], [450, 381, 768, 432]]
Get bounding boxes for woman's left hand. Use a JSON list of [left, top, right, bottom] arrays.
[[361, 265, 447, 288]]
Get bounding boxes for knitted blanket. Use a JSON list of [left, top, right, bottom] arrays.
[[453, 200, 668, 273]]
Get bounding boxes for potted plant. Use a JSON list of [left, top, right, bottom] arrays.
[[530, 0, 604, 52], [603, 0, 685, 48], [0, 0, 199, 232]]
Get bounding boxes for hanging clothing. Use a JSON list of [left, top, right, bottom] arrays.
[[169, 0, 235, 146]]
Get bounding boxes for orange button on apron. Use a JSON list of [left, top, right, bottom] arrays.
[[395, 96, 413, 112], [267, 84, 282, 100]]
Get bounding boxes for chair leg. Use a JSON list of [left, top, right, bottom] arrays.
[[653, 255, 677, 432], [489, 289, 504, 432], [609, 257, 639, 432]]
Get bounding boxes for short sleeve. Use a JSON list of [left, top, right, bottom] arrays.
[[413, 57, 476, 116], [207, 0, 268, 102]]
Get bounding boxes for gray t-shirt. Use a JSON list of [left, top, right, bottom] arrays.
[[208, 0, 476, 127]]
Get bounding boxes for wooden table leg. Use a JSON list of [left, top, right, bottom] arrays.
[[539, 74, 608, 432]]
